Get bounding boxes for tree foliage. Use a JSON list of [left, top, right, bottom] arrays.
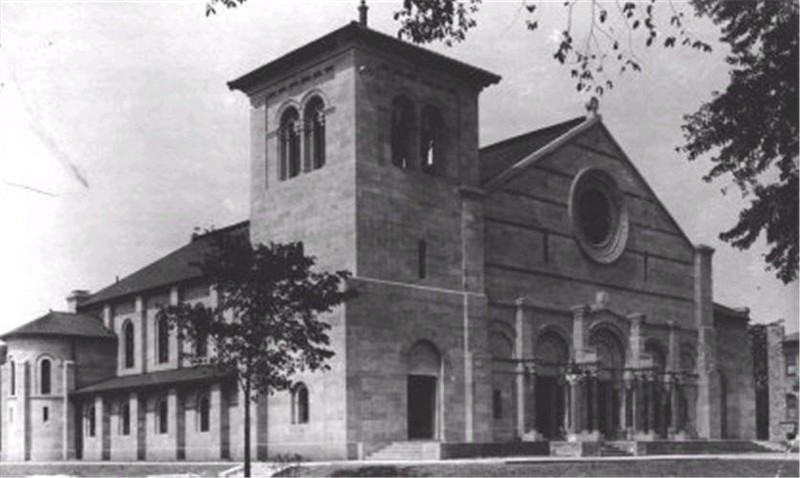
[[680, 0, 798, 283], [157, 232, 355, 475]]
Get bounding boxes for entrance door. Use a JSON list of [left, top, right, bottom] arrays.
[[407, 375, 437, 439], [597, 381, 620, 439], [535, 376, 564, 439]]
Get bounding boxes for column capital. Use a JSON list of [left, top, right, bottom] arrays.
[[627, 312, 646, 324], [515, 297, 529, 308], [570, 304, 591, 317]]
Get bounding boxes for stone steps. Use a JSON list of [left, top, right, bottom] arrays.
[[367, 441, 440, 461]]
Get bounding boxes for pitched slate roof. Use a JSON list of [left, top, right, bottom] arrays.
[[228, 22, 500, 93], [786, 332, 799, 343], [1, 311, 115, 340], [72, 365, 233, 395], [80, 221, 249, 308], [479, 116, 586, 183]]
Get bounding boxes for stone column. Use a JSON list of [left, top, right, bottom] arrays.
[[571, 306, 589, 362], [694, 245, 720, 439], [635, 372, 646, 434], [669, 376, 681, 436], [515, 299, 529, 439], [620, 372, 630, 436], [589, 370, 599, 435], [565, 372, 581, 436], [646, 373, 655, 434], [525, 366, 537, 439]]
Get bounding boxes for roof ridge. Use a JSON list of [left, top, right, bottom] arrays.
[[480, 116, 586, 153]]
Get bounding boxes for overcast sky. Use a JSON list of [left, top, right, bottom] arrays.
[[0, 0, 796, 335]]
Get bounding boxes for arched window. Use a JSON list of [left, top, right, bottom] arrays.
[[157, 317, 169, 364], [292, 383, 309, 424], [391, 95, 415, 170], [198, 394, 210, 432], [157, 398, 168, 434], [280, 108, 301, 180], [86, 403, 96, 437], [492, 388, 502, 419], [123, 320, 135, 368], [420, 106, 444, 174], [10, 360, 16, 396], [40, 358, 52, 395], [119, 401, 131, 436], [304, 97, 326, 171]]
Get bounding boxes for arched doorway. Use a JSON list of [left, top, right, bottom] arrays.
[[534, 331, 569, 439], [589, 326, 626, 439], [407, 341, 441, 440]]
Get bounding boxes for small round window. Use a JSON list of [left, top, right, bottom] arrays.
[[569, 168, 628, 263]]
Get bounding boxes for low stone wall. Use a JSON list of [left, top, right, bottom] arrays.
[[440, 442, 550, 459]]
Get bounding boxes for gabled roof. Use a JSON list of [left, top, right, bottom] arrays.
[[479, 116, 587, 184], [228, 22, 501, 93], [786, 332, 799, 343], [478, 115, 695, 248], [713, 302, 751, 321], [80, 221, 249, 308], [1, 311, 115, 340], [72, 365, 232, 395]]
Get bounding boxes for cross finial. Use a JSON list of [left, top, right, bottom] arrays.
[[358, 0, 369, 27], [585, 96, 599, 117]]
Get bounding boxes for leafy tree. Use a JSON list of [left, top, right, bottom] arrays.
[[157, 232, 355, 477]]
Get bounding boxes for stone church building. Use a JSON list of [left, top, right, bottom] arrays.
[[0, 11, 757, 462]]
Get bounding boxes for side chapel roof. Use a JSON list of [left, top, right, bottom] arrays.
[[80, 221, 250, 308], [1, 311, 115, 340]]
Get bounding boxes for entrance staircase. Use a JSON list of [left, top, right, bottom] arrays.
[[367, 441, 440, 461]]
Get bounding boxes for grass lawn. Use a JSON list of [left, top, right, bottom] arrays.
[[0, 462, 235, 477], [276, 459, 800, 477]]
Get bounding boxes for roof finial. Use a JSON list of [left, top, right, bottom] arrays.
[[585, 96, 599, 117], [586, 96, 600, 118], [358, 0, 368, 27]]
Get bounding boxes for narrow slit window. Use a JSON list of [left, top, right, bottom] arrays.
[[40, 359, 51, 395], [43, 406, 49, 423], [420, 106, 444, 175], [157, 317, 169, 364], [493, 389, 502, 419], [123, 320, 135, 368], [199, 395, 210, 432], [157, 399, 168, 434], [120, 401, 131, 436], [418, 239, 427, 279]]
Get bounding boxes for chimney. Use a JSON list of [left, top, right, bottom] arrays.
[[66, 290, 91, 313], [358, 0, 368, 27]]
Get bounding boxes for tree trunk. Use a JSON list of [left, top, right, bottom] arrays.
[[244, 377, 251, 478]]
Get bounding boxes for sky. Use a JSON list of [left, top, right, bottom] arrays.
[[0, 0, 797, 336]]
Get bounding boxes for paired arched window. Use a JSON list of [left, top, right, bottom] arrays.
[[279, 97, 327, 182], [86, 403, 96, 437], [157, 398, 169, 434], [391, 96, 415, 170], [119, 401, 131, 436], [280, 108, 301, 180], [198, 394, 210, 432], [420, 106, 444, 174], [40, 358, 51, 395], [291, 383, 309, 424], [304, 97, 326, 171], [391, 96, 444, 175], [157, 317, 169, 364], [123, 320, 135, 368]]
